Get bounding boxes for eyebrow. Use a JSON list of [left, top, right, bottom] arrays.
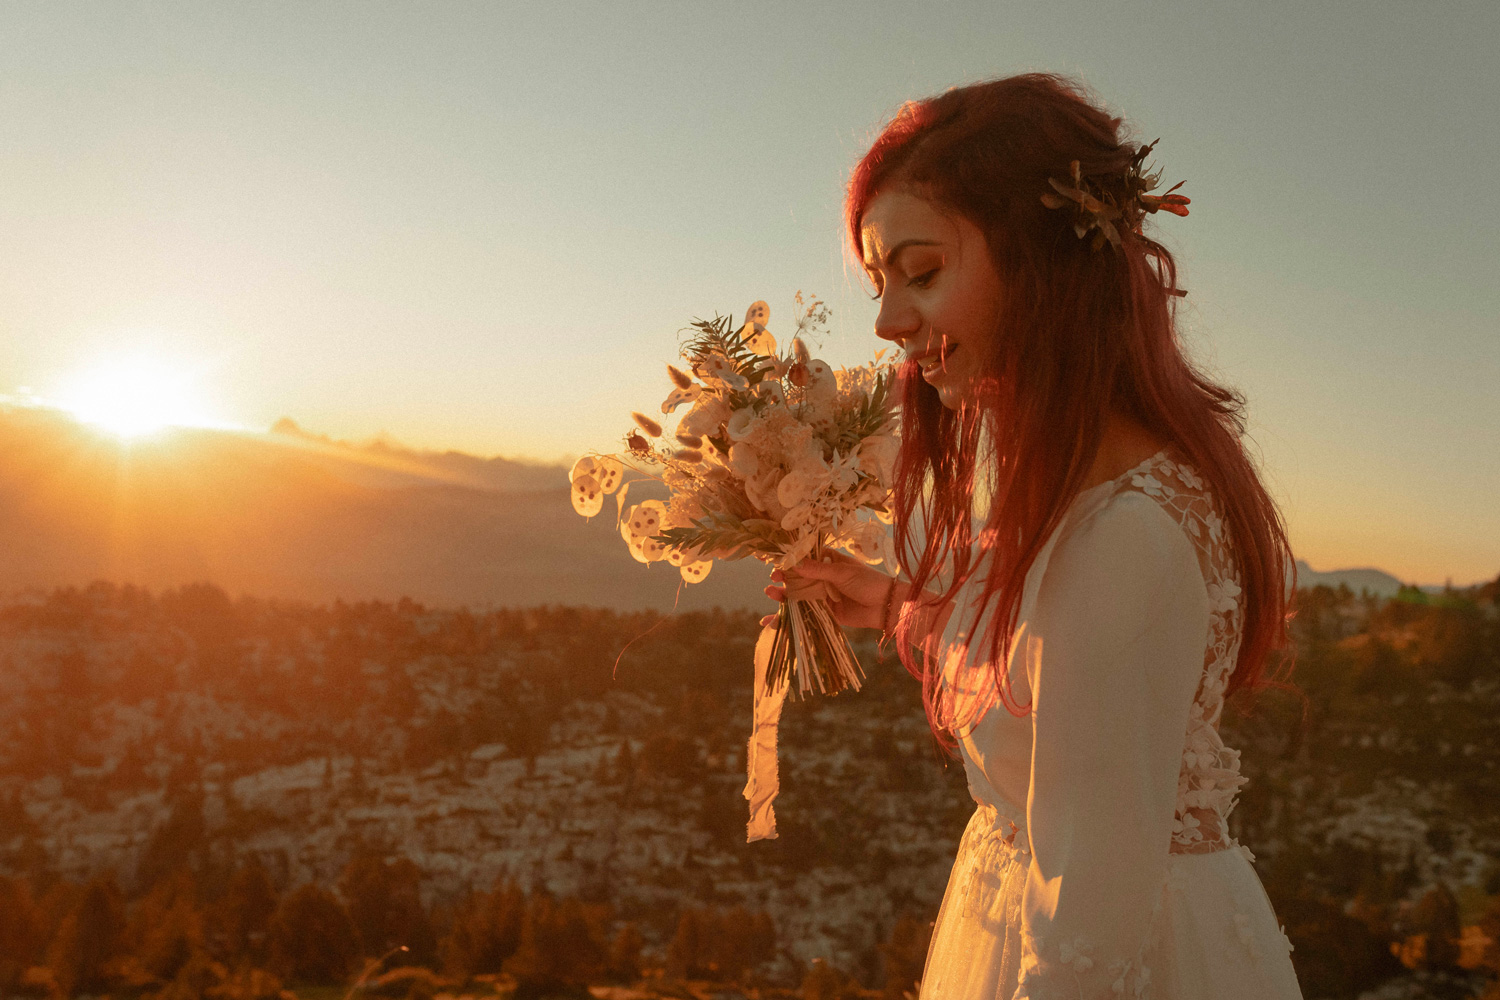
[[870, 238, 941, 269]]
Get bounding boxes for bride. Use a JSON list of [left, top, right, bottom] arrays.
[[765, 74, 1305, 999]]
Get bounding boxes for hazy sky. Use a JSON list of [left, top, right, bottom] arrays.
[[2, 2, 1496, 585]]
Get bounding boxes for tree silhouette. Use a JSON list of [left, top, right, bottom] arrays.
[[605, 922, 643, 983], [267, 883, 359, 986], [802, 957, 858, 1000], [136, 787, 207, 893], [0, 875, 45, 992], [879, 914, 930, 998], [209, 857, 279, 964], [441, 880, 525, 980], [47, 875, 127, 997], [337, 852, 437, 966], [126, 868, 204, 983], [503, 894, 606, 999]]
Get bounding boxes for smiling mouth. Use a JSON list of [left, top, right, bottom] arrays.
[[915, 343, 958, 376]]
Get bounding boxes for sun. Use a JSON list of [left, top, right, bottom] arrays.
[[57, 356, 213, 438]]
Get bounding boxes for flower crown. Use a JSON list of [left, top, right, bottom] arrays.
[[1040, 139, 1190, 252]]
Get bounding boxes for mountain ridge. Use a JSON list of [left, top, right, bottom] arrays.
[[0, 405, 1470, 607]]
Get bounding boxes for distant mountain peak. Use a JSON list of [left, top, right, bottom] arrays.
[[1293, 560, 1407, 598]]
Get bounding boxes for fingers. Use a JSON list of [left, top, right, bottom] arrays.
[[783, 578, 832, 603], [759, 614, 776, 628], [764, 583, 785, 602]]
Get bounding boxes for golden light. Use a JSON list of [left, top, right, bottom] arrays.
[[57, 356, 213, 438]]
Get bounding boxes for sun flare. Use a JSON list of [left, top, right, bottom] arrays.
[[58, 356, 213, 438]]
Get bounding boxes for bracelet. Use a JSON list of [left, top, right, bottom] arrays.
[[880, 578, 900, 639]]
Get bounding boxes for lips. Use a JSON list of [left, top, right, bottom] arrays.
[[911, 343, 958, 377]]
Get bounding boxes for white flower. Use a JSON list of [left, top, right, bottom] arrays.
[[856, 434, 900, 484], [727, 443, 760, 479], [678, 395, 731, 437], [726, 407, 760, 441], [777, 454, 833, 509], [744, 467, 786, 518], [1177, 464, 1204, 489]]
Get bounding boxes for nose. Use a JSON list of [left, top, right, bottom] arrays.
[[873, 294, 920, 345]]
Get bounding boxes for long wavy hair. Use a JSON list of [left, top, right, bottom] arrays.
[[846, 74, 1296, 751]]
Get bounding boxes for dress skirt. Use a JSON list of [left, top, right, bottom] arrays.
[[919, 804, 1304, 1000]]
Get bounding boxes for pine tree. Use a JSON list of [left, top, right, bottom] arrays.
[[802, 958, 855, 1000], [136, 787, 207, 893], [47, 875, 127, 997], [337, 852, 437, 966], [210, 857, 279, 964], [440, 881, 524, 981], [879, 915, 930, 999], [504, 894, 606, 999], [0, 875, 45, 992], [606, 922, 643, 983], [266, 883, 360, 986], [127, 868, 204, 982], [664, 908, 704, 979]]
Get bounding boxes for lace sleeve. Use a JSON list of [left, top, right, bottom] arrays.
[[1014, 492, 1210, 1000]]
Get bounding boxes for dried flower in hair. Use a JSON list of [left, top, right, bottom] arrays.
[[1042, 140, 1189, 251]]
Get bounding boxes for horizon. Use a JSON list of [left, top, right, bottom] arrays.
[[1, 397, 1490, 592]]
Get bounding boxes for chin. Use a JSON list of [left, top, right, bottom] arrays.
[[930, 373, 974, 411]]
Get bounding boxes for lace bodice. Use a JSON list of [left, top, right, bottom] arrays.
[[923, 447, 1284, 1000], [1126, 452, 1248, 853]]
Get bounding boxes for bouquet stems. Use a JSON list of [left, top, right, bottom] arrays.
[[763, 595, 864, 698]]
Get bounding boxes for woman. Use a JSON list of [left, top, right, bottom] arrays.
[[766, 75, 1304, 999]]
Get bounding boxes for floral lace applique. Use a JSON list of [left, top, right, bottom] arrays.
[[1016, 930, 1154, 1000], [1119, 450, 1247, 854]]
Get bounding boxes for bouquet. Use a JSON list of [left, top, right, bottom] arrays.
[[568, 294, 899, 839]]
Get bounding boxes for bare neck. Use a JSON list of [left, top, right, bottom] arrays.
[[1082, 412, 1171, 491]]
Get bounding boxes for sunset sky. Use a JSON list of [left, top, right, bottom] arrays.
[[2, 2, 1496, 586]]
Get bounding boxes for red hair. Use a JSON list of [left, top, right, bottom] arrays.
[[846, 74, 1296, 751]]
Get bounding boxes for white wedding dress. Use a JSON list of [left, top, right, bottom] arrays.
[[918, 447, 1304, 1000]]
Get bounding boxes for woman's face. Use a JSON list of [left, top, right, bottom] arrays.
[[860, 189, 1003, 410]]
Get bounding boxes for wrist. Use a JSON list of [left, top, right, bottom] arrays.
[[879, 578, 901, 635]]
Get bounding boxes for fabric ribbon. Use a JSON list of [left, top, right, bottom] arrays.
[[743, 619, 791, 841]]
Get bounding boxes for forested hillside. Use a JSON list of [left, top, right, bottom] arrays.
[[1, 577, 1497, 1000]]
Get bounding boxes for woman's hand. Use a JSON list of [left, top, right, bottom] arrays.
[[761, 551, 899, 631]]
